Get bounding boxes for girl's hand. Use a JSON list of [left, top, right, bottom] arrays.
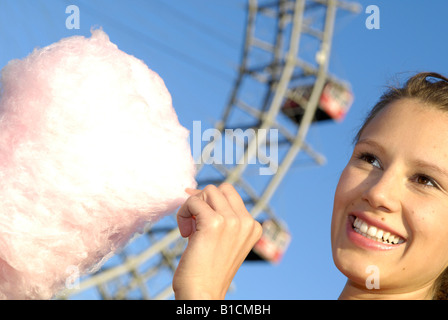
[[173, 183, 262, 300]]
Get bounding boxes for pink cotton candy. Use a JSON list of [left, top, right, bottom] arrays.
[[0, 29, 196, 299]]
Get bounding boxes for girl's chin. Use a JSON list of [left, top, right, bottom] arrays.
[[332, 242, 397, 287], [332, 246, 414, 296], [333, 251, 374, 283]]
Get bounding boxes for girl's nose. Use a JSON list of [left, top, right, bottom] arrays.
[[361, 170, 401, 213]]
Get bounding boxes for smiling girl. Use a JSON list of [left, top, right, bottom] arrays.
[[173, 72, 448, 300]]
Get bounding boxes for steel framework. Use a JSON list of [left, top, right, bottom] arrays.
[[59, 0, 360, 300]]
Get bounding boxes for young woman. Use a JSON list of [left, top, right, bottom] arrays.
[[173, 72, 448, 300]]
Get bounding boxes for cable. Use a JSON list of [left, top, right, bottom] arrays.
[[153, 0, 240, 50], [128, 0, 239, 71], [73, 0, 234, 83]]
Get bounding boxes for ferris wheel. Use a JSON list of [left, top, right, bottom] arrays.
[[60, 0, 361, 300]]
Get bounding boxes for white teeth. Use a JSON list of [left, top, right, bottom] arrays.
[[389, 234, 395, 243], [352, 217, 404, 245], [367, 226, 377, 237], [376, 229, 383, 239], [360, 221, 368, 233]]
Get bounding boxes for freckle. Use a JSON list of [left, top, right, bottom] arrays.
[[381, 217, 385, 221], [402, 267, 406, 271]]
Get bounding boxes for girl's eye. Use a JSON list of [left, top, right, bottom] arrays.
[[414, 174, 438, 189], [358, 153, 381, 169]]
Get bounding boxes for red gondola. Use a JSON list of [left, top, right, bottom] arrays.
[[282, 81, 354, 123]]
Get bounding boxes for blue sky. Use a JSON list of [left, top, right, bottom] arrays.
[[1, 0, 447, 300]]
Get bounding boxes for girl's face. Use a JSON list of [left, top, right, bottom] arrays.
[[331, 98, 448, 297]]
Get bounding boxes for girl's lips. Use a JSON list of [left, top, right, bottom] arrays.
[[346, 215, 406, 251]]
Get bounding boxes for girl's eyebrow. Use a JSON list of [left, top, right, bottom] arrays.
[[356, 138, 386, 154], [413, 159, 448, 180]]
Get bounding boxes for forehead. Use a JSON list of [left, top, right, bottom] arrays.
[[359, 99, 448, 156]]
